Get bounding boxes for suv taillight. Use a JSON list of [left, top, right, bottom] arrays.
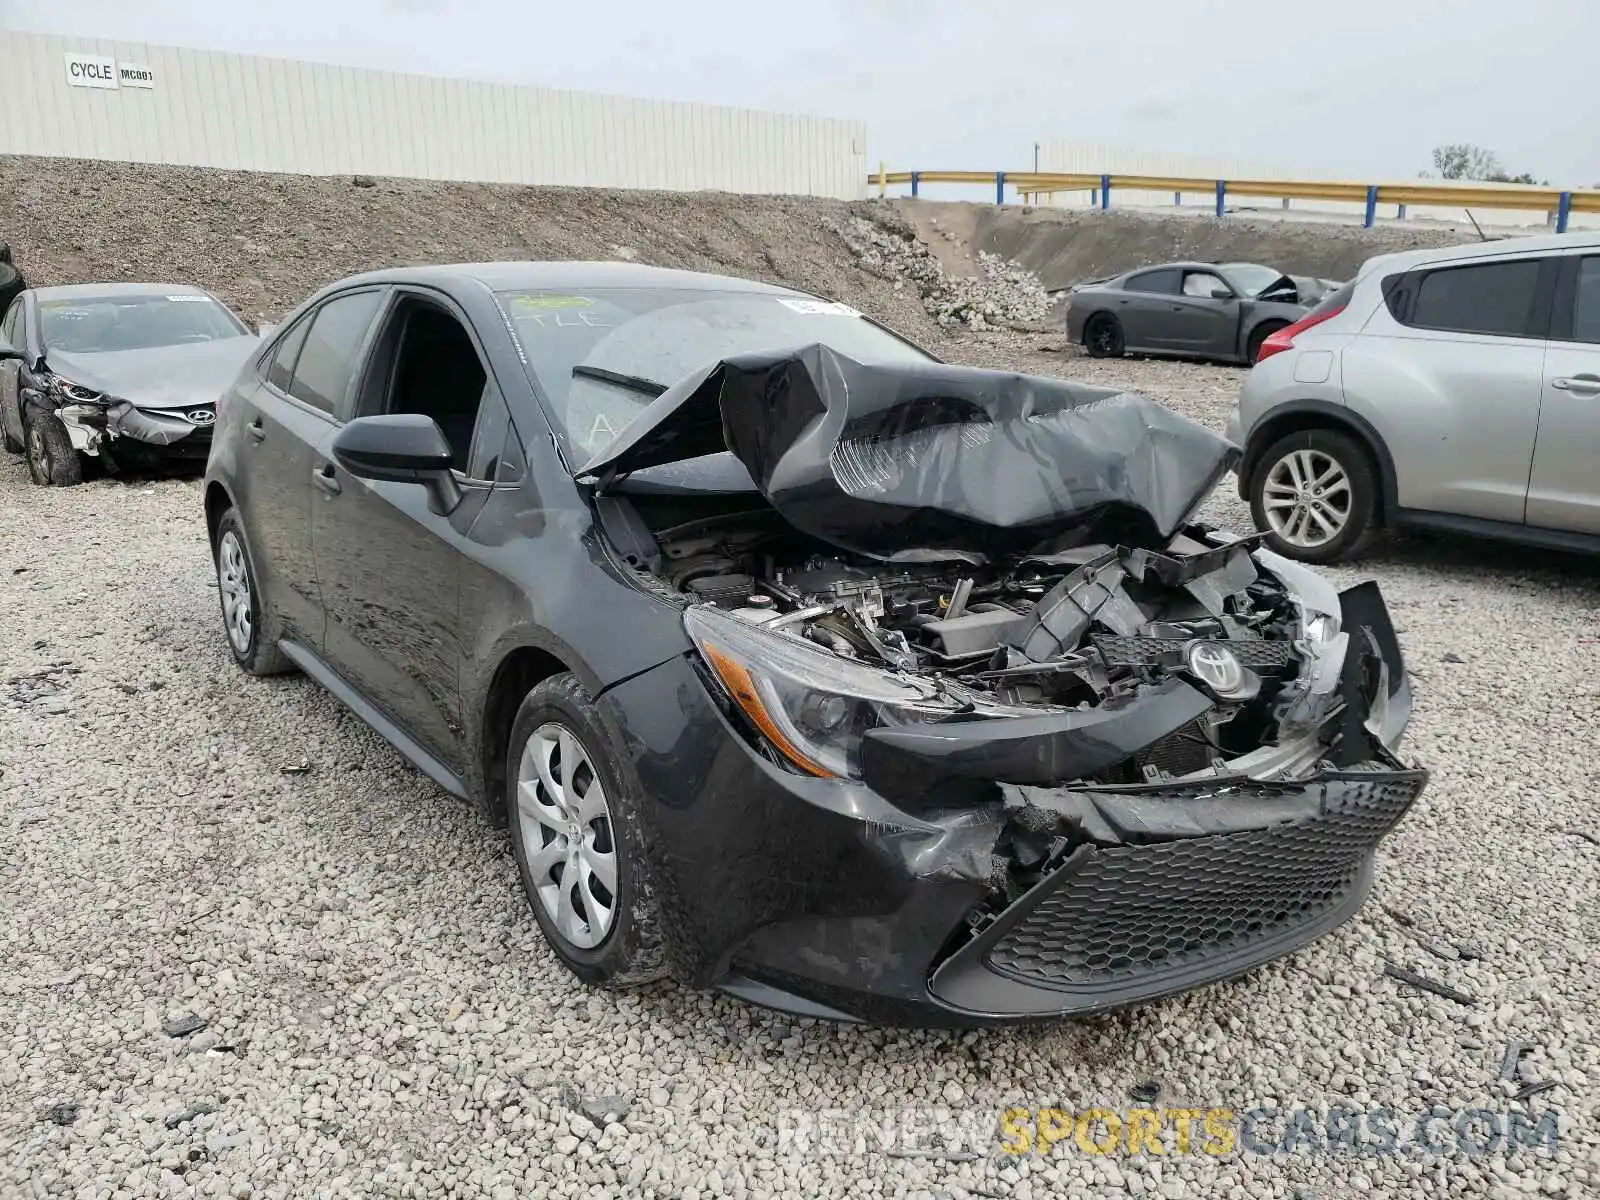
[[1256, 303, 1345, 363]]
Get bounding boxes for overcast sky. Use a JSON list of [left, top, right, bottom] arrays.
[[6, 0, 1595, 185]]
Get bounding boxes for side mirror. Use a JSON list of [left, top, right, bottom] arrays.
[[256, 323, 276, 339], [331, 414, 462, 514], [1210, 287, 1235, 301]]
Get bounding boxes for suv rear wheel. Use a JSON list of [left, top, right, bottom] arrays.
[[1249, 429, 1378, 563]]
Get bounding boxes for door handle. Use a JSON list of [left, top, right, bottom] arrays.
[[312, 463, 341, 495], [1552, 375, 1600, 393], [246, 419, 266, 442]]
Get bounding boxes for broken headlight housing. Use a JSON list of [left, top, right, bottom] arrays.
[[47, 376, 109, 405], [685, 606, 963, 779]]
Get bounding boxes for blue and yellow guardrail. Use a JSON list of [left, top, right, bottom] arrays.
[[869, 167, 1600, 232]]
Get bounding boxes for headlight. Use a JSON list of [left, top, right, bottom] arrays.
[[1303, 612, 1341, 644], [685, 606, 961, 779], [49, 377, 107, 404]]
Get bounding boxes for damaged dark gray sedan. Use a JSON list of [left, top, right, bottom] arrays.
[[0, 283, 260, 485], [203, 263, 1425, 1026]]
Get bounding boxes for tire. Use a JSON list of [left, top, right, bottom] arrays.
[[505, 672, 666, 988], [213, 507, 295, 676], [1246, 322, 1287, 365], [23, 409, 82, 486], [1083, 313, 1125, 358], [1248, 428, 1378, 564]]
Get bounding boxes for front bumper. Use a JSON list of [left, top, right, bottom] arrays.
[[597, 581, 1424, 1027], [59, 402, 213, 466], [929, 761, 1425, 1018]]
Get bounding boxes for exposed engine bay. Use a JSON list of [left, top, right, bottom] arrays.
[[603, 495, 1399, 792]]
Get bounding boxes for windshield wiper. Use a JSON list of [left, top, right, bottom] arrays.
[[572, 364, 668, 397]]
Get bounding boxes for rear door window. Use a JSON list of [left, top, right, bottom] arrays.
[[1408, 259, 1542, 337], [286, 290, 384, 417], [1569, 257, 1600, 344], [1126, 269, 1180, 295], [266, 317, 311, 393]]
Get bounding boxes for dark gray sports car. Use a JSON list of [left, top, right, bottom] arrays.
[[1065, 262, 1342, 365], [0, 283, 261, 486]]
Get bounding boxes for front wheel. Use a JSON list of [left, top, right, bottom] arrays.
[[506, 673, 666, 988], [1246, 322, 1287, 365], [23, 410, 82, 486], [1083, 313, 1125, 358], [1248, 429, 1378, 563]]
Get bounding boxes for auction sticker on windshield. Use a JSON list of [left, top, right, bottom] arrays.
[[778, 299, 861, 316], [513, 295, 595, 309]]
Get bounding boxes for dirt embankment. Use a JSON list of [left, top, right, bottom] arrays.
[[4, 155, 1480, 337], [899, 200, 1477, 290], [0, 156, 943, 340]]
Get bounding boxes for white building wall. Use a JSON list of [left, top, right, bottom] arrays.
[[1034, 139, 1594, 231], [0, 30, 868, 199]]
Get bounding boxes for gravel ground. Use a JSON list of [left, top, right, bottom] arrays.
[[3, 347, 1597, 1200]]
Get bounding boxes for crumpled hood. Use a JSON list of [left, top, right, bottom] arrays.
[[46, 337, 258, 410], [1285, 275, 1343, 306], [582, 344, 1240, 561]]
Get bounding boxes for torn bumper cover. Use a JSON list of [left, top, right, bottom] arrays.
[[56, 400, 213, 463], [599, 576, 1425, 1025], [932, 760, 1425, 1018]]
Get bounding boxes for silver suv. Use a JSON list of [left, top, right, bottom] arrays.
[[1227, 231, 1600, 563]]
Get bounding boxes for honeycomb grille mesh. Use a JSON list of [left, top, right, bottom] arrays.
[[985, 774, 1424, 991], [1094, 635, 1295, 672], [1136, 717, 1215, 778]]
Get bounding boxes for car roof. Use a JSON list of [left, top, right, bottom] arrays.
[[1122, 262, 1218, 275], [30, 282, 214, 301], [1357, 230, 1600, 278], [328, 260, 811, 297]]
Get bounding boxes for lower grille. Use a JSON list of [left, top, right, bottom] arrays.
[[930, 767, 1426, 1015], [1135, 716, 1214, 778], [989, 772, 1421, 991]]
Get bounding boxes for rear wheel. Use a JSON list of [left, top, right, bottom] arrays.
[[506, 673, 666, 988], [23, 410, 81, 486], [1083, 313, 1125, 358], [1248, 429, 1378, 563]]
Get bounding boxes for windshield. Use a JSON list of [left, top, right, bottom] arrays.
[[1218, 263, 1287, 297], [39, 294, 248, 354], [495, 288, 933, 461]]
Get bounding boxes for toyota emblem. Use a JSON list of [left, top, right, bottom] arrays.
[[1185, 640, 1247, 698], [187, 408, 216, 426]]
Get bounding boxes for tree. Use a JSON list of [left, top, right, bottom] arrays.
[[1432, 143, 1503, 181], [1427, 144, 1548, 186]]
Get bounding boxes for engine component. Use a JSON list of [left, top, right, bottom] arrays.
[[919, 605, 1028, 660], [685, 572, 759, 607]]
